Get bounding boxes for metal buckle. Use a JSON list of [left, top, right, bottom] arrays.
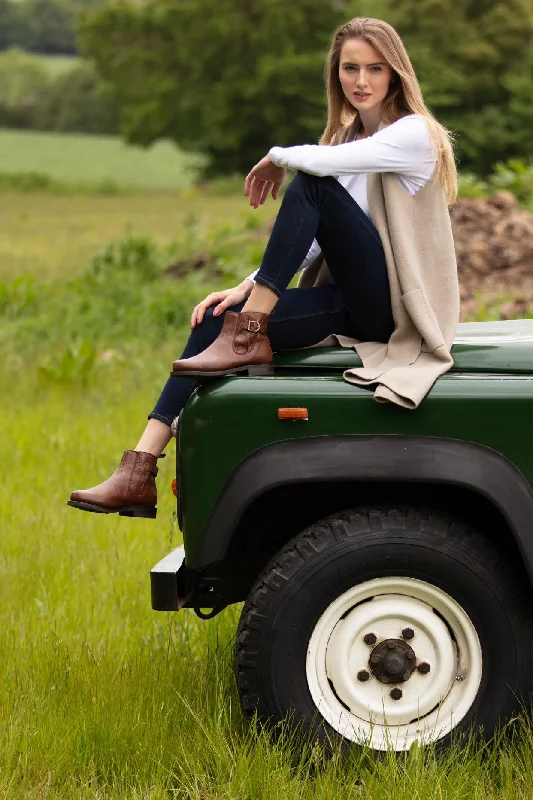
[[246, 320, 261, 333]]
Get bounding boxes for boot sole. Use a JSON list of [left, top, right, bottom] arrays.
[[171, 364, 274, 378], [67, 500, 157, 518]]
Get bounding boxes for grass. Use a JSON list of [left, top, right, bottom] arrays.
[[37, 53, 81, 76], [4, 362, 533, 798], [0, 190, 271, 281], [0, 129, 205, 190], [2, 173, 533, 796]]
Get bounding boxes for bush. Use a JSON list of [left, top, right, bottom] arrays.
[[0, 48, 50, 128], [36, 60, 119, 135], [0, 48, 118, 136], [0, 218, 265, 367]]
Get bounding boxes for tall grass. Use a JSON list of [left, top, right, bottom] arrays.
[[3, 365, 533, 798], [2, 192, 533, 797]]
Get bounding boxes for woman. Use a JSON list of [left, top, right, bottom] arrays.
[[68, 16, 459, 519]]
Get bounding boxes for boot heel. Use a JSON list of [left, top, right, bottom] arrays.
[[248, 364, 274, 377], [119, 506, 157, 519]]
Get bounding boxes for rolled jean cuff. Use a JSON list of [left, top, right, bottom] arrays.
[[254, 275, 283, 298], [147, 412, 173, 427]]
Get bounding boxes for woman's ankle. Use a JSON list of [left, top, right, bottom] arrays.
[[242, 283, 278, 315], [135, 419, 173, 457]]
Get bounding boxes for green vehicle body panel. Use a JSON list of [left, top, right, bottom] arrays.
[[177, 320, 533, 567]]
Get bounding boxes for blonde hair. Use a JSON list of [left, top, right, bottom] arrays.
[[320, 17, 457, 204]]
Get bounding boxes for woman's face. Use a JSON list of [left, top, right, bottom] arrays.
[[338, 37, 394, 114]]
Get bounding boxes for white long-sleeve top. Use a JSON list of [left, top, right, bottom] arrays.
[[246, 114, 436, 284]]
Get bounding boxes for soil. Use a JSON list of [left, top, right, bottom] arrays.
[[451, 192, 533, 320]]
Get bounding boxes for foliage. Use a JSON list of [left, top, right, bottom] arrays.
[[0, 169, 126, 194], [0, 220, 266, 364], [15, 0, 77, 54], [80, 0, 533, 177], [458, 158, 533, 209], [0, 48, 118, 134], [36, 60, 119, 134], [0, 47, 50, 128], [0, 0, 80, 55], [490, 159, 533, 208], [79, 0, 345, 176]]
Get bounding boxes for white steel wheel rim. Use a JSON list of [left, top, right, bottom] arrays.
[[306, 577, 482, 751]]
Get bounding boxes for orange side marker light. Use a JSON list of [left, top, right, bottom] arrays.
[[278, 408, 308, 421], [171, 477, 178, 497]]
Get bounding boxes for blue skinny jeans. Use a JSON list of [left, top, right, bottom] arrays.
[[148, 172, 394, 427]]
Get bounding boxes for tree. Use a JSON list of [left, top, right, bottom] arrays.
[[80, 0, 346, 174], [18, 0, 77, 54], [385, 0, 533, 174], [36, 61, 119, 134], [80, 0, 533, 176]]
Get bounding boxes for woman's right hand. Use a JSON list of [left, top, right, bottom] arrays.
[[190, 279, 253, 329]]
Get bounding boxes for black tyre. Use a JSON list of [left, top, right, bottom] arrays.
[[234, 506, 533, 751]]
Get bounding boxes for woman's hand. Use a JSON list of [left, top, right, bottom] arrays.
[[245, 156, 285, 208], [190, 280, 253, 329]]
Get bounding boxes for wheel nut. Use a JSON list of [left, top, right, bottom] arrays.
[[357, 670, 370, 682], [370, 654, 381, 664], [402, 627, 415, 640], [390, 688, 403, 700], [418, 662, 431, 674], [363, 632, 377, 645]]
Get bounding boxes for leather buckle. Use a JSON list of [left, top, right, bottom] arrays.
[[246, 320, 261, 333]]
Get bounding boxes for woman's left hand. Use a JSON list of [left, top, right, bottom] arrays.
[[245, 156, 285, 208]]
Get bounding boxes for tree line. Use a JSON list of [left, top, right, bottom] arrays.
[[2, 0, 533, 178], [0, 0, 92, 55], [78, 0, 533, 176]]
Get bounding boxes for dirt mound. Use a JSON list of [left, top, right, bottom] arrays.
[[451, 192, 533, 320]]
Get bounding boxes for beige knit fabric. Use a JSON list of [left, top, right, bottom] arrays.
[[297, 118, 460, 410]]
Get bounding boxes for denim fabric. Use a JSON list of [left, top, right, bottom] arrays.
[[148, 172, 394, 427]]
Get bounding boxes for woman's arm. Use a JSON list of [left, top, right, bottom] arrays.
[[268, 115, 435, 180]]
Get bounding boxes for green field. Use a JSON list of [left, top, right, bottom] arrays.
[[38, 52, 80, 76], [0, 129, 205, 190], [2, 126, 533, 796], [0, 190, 271, 281]]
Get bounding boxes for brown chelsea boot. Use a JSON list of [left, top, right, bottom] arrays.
[[172, 310, 273, 377], [67, 450, 165, 518]]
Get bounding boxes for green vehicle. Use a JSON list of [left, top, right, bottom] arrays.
[[151, 318, 533, 752]]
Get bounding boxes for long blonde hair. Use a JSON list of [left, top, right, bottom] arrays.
[[321, 17, 457, 204]]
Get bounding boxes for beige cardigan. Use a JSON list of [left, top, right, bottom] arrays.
[[297, 117, 460, 410]]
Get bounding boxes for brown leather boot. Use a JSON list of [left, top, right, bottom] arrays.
[[172, 310, 274, 377], [67, 450, 165, 518]]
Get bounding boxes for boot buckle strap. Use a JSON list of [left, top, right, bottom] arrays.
[[247, 320, 261, 333]]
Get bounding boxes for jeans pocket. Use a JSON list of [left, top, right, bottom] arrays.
[[401, 288, 445, 353]]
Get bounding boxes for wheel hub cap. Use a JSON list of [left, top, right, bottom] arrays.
[[370, 639, 416, 684]]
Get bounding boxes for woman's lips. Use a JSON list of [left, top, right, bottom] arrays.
[[354, 93, 371, 99]]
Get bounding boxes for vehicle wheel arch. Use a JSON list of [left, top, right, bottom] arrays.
[[191, 436, 533, 591]]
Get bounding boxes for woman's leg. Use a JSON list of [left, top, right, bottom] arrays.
[[245, 172, 394, 343], [172, 172, 393, 379], [147, 283, 358, 439]]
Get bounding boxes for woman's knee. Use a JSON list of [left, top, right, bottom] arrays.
[[285, 171, 337, 202], [182, 305, 222, 356]]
